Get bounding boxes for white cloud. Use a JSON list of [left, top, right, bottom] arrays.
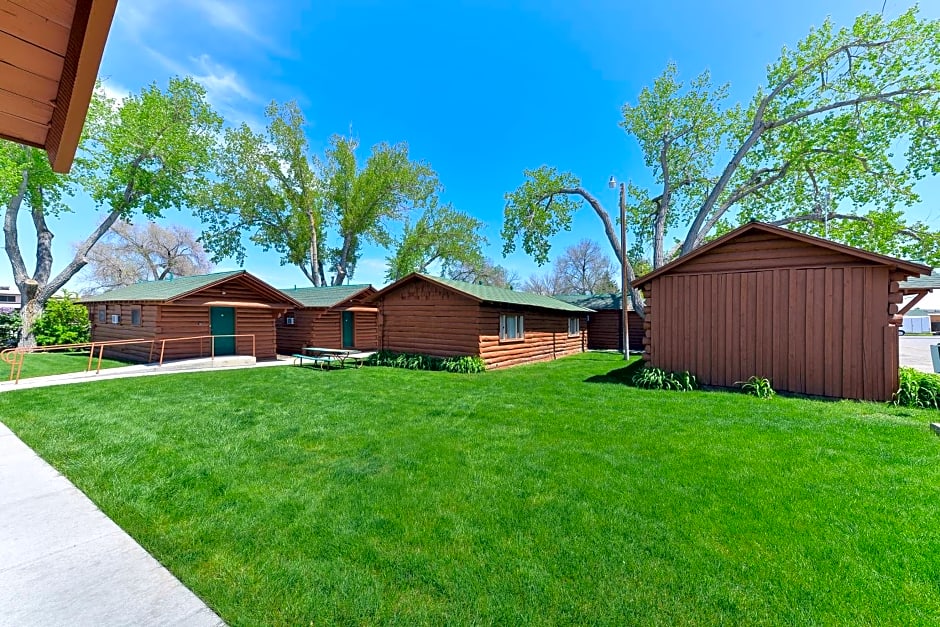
[[99, 79, 132, 103], [190, 54, 258, 103]]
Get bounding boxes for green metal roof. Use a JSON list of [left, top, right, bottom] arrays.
[[900, 270, 940, 291], [554, 293, 635, 312], [80, 271, 246, 303], [419, 274, 592, 313], [278, 284, 371, 308]]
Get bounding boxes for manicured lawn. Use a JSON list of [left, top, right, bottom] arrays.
[[1, 353, 939, 624], [5, 350, 127, 380]]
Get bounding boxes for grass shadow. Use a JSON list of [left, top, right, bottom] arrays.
[[584, 358, 646, 386]]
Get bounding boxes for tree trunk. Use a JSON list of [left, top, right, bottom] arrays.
[[16, 281, 42, 348], [308, 209, 321, 287]]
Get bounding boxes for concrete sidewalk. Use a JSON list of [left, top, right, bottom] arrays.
[[0, 421, 224, 626], [0, 354, 291, 393]]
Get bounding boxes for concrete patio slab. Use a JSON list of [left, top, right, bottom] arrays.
[[0, 423, 224, 627]]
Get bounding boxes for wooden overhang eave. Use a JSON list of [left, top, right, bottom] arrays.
[[634, 221, 931, 286]]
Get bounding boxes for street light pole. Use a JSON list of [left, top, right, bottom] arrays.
[[609, 176, 630, 361]]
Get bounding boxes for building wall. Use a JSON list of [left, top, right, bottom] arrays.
[[89, 278, 284, 362], [376, 281, 481, 357], [478, 305, 586, 369], [586, 310, 644, 350], [642, 232, 903, 401], [276, 309, 379, 354]]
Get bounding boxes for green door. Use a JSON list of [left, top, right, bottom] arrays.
[[210, 307, 236, 355], [342, 311, 355, 348]]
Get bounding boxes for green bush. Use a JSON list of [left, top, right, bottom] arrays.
[[0, 309, 20, 347], [32, 293, 90, 346], [366, 351, 486, 373], [892, 367, 940, 409], [632, 366, 698, 391], [736, 376, 776, 399]]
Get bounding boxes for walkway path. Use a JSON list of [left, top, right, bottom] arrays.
[[0, 421, 224, 626], [899, 336, 939, 373], [0, 354, 291, 393]]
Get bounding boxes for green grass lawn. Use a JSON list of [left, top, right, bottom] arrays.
[[1, 353, 939, 625], [5, 350, 127, 380]]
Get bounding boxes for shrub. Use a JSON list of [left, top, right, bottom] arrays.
[[32, 292, 90, 346], [736, 376, 776, 399], [0, 309, 20, 347], [892, 367, 940, 409], [366, 351, 485, 373], [632, 366, 697, 391]]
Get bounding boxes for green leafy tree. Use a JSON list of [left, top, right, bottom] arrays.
[[446, 258, 520, 289], [385, 202, 486, 281], [503, 8, 940, 312], [32, 292, 90, 346], [0, 309, 20, 347], [199, 103, 445, 286], [1, 77, 222, 346], [198, 102, 325, 284]]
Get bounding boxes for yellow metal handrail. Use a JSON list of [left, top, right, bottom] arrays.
[[2, 334, 257, 384]]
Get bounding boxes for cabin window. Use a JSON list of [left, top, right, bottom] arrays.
[[500, 314, 524, 341], [285, 315, 295, 326], [568, 317, 580, 336], [98, 307, 106, 323], [131, 308, 141, 326], [110, 314, 120, 324]]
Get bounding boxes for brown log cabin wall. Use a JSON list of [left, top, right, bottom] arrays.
[[586, 310, 644, 350], [89, 302, 159, 362], [376, 282, 481, 357], [641, 231, 903, 401], [277, 309, 378, 354], [89, 276, 283, 362], [478, 305, 586, 369]]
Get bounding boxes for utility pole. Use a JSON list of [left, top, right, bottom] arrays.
[[609, 176, 631, 361]]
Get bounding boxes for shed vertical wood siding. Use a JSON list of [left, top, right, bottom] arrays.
[[587, 310, 644, 350], [640, 229, 913, 401], [374, 279, 586, 368]]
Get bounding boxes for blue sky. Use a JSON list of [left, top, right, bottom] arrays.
[[7, 0, 940, 291]]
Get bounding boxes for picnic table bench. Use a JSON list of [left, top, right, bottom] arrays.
[[292, 347, 376, 370]]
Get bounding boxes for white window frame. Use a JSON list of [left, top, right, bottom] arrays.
[[110, 314, 120, 324], [499, 313, 524, 341], [285, 315, 296, 326], [568, 317, 580, 337]]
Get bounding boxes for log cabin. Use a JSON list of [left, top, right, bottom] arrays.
[[0, 0, 119, 172], [275, 285, 378, 354], [81, 271, 301, 362], [635, 221, 930, 401], [368, 273, 593, 369], [554, 293, 644, 351]]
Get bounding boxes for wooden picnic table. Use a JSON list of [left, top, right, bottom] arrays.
[[292, 347, 375, 369]]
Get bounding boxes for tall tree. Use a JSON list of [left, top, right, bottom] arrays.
[[522, 239, 618, 295], [199, 102, 443, 286], [81, 220, 213, 292], [385, 202, 486, 281], [1, 78, 222, 346], [503, 8, 940, 311], [446, 258, 520, 289], [198, 102, 325, 285]]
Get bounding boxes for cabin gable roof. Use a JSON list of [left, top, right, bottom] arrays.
[[635, 222, 930, 285]]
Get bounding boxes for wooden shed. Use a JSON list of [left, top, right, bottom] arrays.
[[368, 273, 592, 369], [1, 0, 118, 172], [275, 285, 378, 355], [554, 293, 644, 351], [81, 271, 301, 362], [635, 222, 930, 401]]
